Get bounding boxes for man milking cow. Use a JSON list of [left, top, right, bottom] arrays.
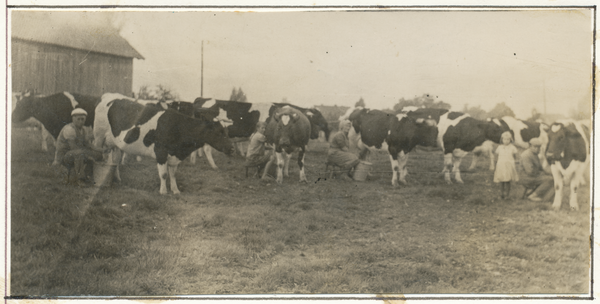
[[52, 108, 104, 185], [518, 138, 555, 202]]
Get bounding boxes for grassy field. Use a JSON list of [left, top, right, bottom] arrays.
[[10, 127, 591, 296]]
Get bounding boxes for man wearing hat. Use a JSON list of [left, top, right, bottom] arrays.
[[519, 138, 555, 202], [53, 108, 103, 185]]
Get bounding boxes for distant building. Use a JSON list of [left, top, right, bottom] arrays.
[[11, 11, 144, 97]]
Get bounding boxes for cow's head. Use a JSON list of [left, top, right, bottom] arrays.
[[306, 108, 330, 141], [227, 110, 260, 138], [270, 107, 310, 153], [347, 107, 368, 134], [202, 120, 235, 155], [545, 122, 572, 163], [11, 94, 38, 123]]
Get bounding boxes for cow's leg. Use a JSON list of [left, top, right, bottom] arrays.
[[114, 165, 121, 183], [488, 149, 495, 171], [157, 163, 169, 195], [568, 162, 586, 211], [298, 149, 307, 183], [398, 150, 409, 185], [168, 165, 180, 195], [41, 126, 52, 152], [189, 148, 198, 164], [443, 153, 453, 184], [111, 149, 122, 182], [389, 154, 400, 187], [204, 145, 219, 170], [357, 139, 370, 161], [275, 151, 285, 184], [569, 174, 579, 211], [550, 165, 564, 211], [467, 152, 479, 171], [284, 152, 292, 177], [121, 152, 128, 165], [452, 149, 468, 183]]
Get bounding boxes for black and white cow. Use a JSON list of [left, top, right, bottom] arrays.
[[405, 108, 506, 184], [468, 117, 549, 171], [94, 93, 235, 194], [183, 98, 259, 167], [545, 120, 590, 211], [345, 107, 439, 186], [264, 106, 311, 184], [12, 92, 101, 156], [271, 103, 330, 141]]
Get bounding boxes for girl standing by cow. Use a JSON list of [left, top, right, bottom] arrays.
[[494, 131, 520, 199]]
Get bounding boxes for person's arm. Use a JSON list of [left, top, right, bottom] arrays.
[[61, 127, 81, 151], [258, 134, 273, 150], [520, 152, 535, 176]]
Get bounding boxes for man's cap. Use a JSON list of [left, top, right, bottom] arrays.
[[529, 138, 542, 147], [71, 108, 87, 116]]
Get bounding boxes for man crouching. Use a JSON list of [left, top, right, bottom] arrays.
[[52, 108, 104, 186]]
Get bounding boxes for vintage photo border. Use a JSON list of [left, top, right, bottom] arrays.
[[2, 1, 597, 302]]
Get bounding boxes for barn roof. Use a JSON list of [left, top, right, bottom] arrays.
[[11, 11, 144, 60]]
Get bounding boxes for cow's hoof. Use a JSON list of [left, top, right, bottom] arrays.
[[172, 191, 181, 195], [551, 204, 561, 211]]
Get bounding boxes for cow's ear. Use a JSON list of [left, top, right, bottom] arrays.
[[551, 124, 562, 133], [293, 113, 298, 120]]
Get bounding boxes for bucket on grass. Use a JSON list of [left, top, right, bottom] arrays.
[[93, 161, 116, 187], [353, 161, 372, 181]]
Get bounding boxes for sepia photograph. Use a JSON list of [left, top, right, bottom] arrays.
[[5, 3, 595, 300]]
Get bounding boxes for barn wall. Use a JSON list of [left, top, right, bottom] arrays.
[[11, 39, 134, 97]]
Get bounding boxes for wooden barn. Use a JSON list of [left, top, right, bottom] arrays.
[[10, 11, 144, 97]]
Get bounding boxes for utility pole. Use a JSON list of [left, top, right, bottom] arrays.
[[201, 40, 204, 97], [543, 79, 547, 116]]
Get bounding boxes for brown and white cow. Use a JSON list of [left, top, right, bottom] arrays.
[[545, 120, 590, 211], [94, 93, 235, 194], [265, 106, 311, 184]]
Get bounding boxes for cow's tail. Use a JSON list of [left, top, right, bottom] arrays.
[[93, 93, 129, 150]]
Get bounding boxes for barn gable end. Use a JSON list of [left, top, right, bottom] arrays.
[[11, 11, 144, 97]]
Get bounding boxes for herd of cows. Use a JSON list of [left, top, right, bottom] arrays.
[[11, 91, 590, 211]]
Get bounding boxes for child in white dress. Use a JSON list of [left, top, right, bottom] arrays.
[[494, 131, 519, 199]]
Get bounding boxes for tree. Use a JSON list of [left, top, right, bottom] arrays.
[[230, 87, 248, 102], [462, 104, 487, 120], [355, 97, 366, 108], [392, 94, 451, 112], [569, 97, 591, 120], [526, 108, 543, 122], [137, 85, 179, 101], [486, 102, 515, 119]]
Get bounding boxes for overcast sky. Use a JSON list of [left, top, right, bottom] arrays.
[[39, 9, 595, 119]]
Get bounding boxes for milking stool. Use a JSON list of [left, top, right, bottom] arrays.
[[324, 161, 343, 179]]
